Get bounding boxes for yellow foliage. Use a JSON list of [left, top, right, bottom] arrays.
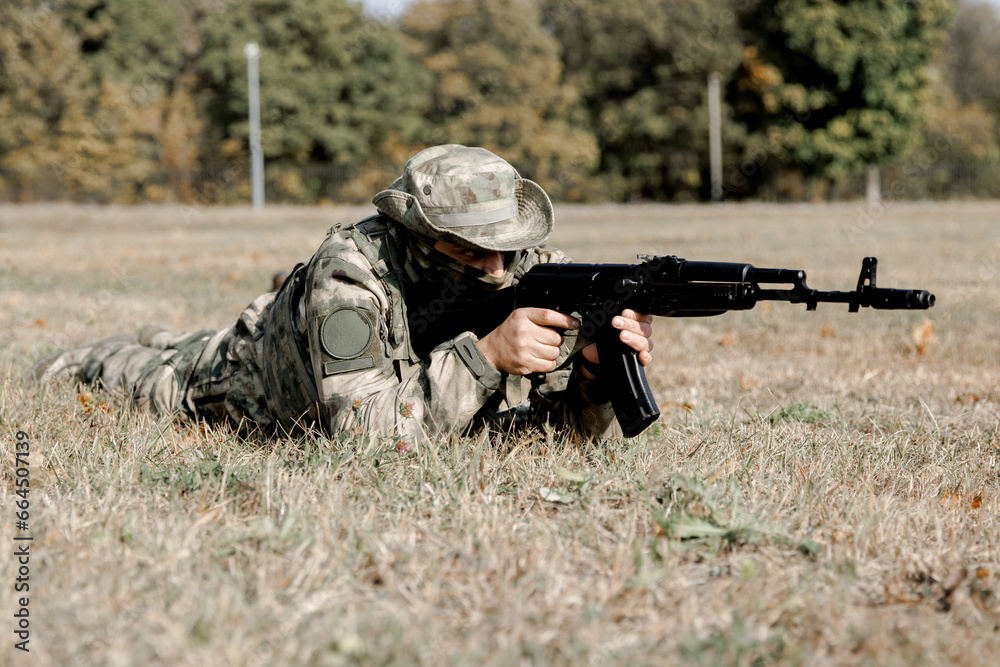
[[142, 184, 168, 203], [739, 46, 783, 94], [221, 139, 244, 157]]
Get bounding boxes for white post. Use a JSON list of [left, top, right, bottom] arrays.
[[708, 72, 723, 201], [244, 41, 264, 211], [866, 164, 881, 208]]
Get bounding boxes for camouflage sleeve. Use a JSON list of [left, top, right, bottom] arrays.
[[305, 254, 503, 440], [517, 246, 623, 440], [529, 363, 621, 439]]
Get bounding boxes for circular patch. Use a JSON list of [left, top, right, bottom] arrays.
[[320, 308, 373, 360]]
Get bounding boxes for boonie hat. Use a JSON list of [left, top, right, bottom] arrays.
[[372, 144, 554, 252]]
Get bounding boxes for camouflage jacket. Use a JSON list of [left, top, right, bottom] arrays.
[[259, 214, 619, 440]]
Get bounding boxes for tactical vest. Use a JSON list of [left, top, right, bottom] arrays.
[[260, 215, 420, 433]]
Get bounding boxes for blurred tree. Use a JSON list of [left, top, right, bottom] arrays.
[[197, 0, 430, 199], [402, 0, 598, 200], [60, 0, 185, 92], [540, 0, 744, 201], [0, 2, 87, 200], [54, 77, 165, 202], [53, 0, 191, 201], [918, 73, 999, 164], [944, 0, 1000, 116], [919, 0, 1000, 175], [732, 0, 955, 199]]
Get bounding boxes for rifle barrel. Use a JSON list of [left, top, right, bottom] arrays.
[[753, 287, 935, 310]]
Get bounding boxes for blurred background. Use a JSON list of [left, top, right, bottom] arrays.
[[1, 0, 998, 206]]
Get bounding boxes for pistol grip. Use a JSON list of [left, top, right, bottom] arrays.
[[596, 328, 660, 437]]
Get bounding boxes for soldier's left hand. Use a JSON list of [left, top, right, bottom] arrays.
[[579, 309, 654, 380]]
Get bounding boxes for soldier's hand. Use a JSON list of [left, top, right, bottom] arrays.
[[477, 308, 580, 376], [580, 309, 654, 380]]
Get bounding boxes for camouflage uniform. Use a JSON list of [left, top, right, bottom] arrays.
[[61, 297, 275, 428], [36, 145, 620, 440], [48, 216, 616, 439]]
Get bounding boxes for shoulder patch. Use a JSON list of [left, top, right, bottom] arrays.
[[320, 307, 377, 377], [320, 307, 374, 360]]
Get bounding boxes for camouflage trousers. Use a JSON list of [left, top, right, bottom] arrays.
[[72, 293, 276, 429]]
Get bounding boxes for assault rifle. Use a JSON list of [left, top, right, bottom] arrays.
[[410, 255, 935, 437]]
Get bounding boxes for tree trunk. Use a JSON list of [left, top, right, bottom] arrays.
[[866, 164, 881, 207]]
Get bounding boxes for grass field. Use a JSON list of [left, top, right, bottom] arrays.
[[1, 201, 999, 665]]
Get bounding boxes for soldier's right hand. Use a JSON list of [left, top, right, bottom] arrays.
[[476, 308, 580, 376]]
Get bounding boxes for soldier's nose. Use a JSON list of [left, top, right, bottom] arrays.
[[480, 252, 505, 277]]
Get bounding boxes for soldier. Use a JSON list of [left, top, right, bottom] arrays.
[[32, 145, 654, 440]]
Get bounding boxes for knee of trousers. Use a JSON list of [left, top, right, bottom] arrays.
[[96, 345, 185, 416], [133, 362, 184, 416]]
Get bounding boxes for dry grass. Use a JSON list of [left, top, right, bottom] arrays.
[[1, 201, 999, 665]]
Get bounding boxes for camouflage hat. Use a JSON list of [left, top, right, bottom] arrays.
[[372, 144, 554, 252]]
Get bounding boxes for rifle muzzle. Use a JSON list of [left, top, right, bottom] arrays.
[[868, 288, 935, 309]]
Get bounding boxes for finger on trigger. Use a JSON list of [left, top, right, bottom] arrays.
[[531, 308, 580, 330]]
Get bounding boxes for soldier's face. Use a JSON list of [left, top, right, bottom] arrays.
[[432, 241, 506, 277]]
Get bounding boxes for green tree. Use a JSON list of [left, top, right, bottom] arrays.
[[197, 0, 430, 199], [540, 0, 745, 201], [402, 0, 598, 200], [60, 0, 185, 92], [732, 0, 955, 198]]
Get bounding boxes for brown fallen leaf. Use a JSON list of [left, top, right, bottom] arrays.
[[956, 392, 980, 406], [912, 318, 936, 355], [941, 492, 982, 511]]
